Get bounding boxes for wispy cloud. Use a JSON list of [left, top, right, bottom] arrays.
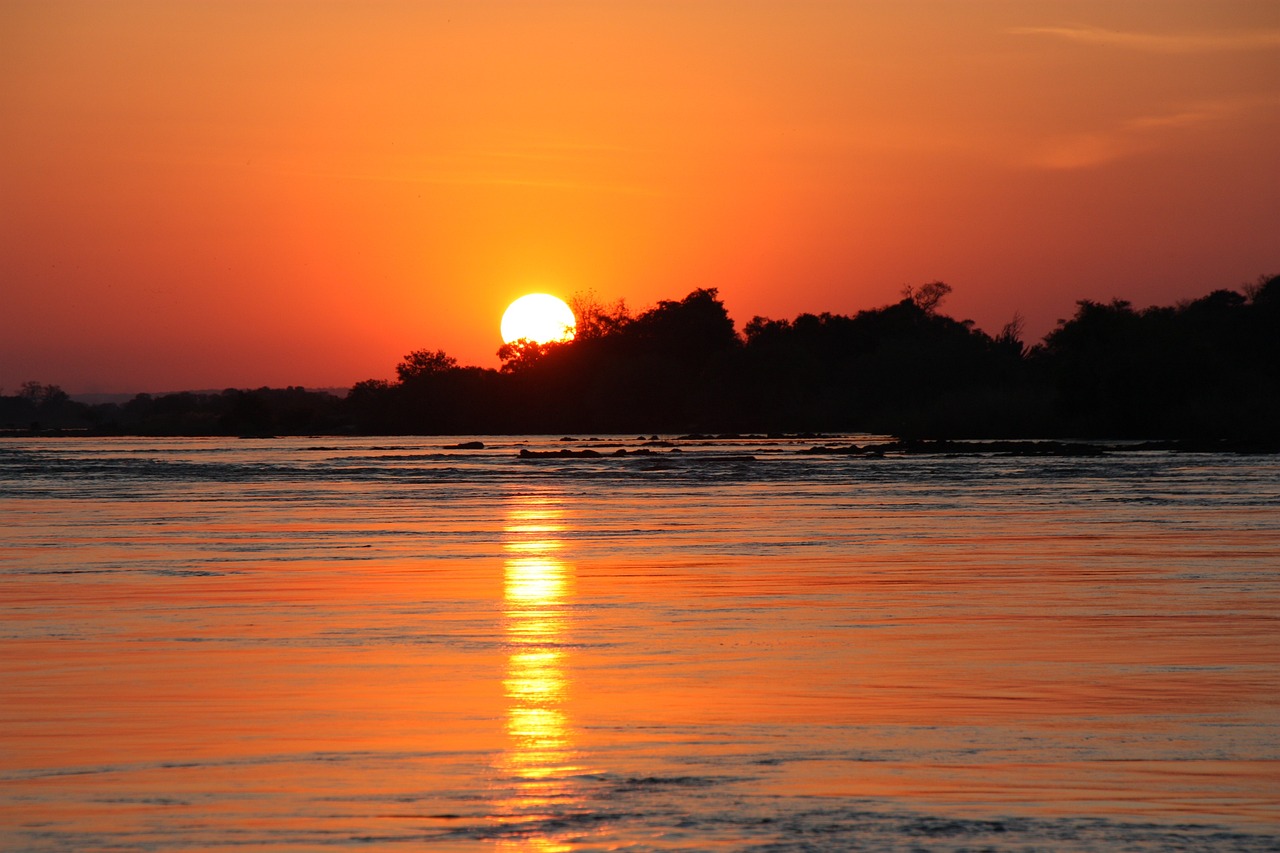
[[1009, 24, 1280, 53], [1022, 96, 1278, 170], [1028, 131, 1130, 171]]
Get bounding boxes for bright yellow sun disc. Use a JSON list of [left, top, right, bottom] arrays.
[[501, 294, 577, 345]]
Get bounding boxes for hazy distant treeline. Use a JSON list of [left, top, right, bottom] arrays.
[[0, 383, 348, 437], [5, 275, 1278, 440]]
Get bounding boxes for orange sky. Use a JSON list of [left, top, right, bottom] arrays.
[[2, 1, 1277, 394]]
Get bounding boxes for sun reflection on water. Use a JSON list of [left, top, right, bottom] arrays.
[[495, 494, 586, 851]]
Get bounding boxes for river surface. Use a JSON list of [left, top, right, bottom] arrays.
[[1, 435, 1278, 851]]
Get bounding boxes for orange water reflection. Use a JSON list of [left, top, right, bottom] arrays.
[[494, 493, 586, 851]]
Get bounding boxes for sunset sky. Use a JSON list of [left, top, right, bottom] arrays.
[[3, 1, 1277, 394]]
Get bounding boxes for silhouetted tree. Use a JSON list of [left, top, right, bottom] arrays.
[[568, 290, 631, 340], [19, 381, 70, 407], [497, 339, 558, 374], [342, 380, 396, 433], [1031, 283, 1280, 438], [0, 382, 84, 431], [626, 288, 740, 360], [24, 274, 1275, 439], [397, 349, 458, 382], [901, 280, 953, 315], [996, 312, 1027, 358]]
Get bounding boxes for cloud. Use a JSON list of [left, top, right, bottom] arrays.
[[1027, 131, 1133, 171], [1022, 96, 1277, 170], [1009, 24, 1280, 53]]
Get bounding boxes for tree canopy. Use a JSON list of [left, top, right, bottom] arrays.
[[7, 275, 1277, 440]]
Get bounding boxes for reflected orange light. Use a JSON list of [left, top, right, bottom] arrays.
[[505, 558, 568, 605], [494, 493, 587, 851]]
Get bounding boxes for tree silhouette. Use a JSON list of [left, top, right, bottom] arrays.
[[17, 276, 1276, 440], [901, 280, 952, 315], [396, 349, 458, 382], [19, 381, 69, 407], [497, 339, 558, 374], [568, 290, 631, 340]]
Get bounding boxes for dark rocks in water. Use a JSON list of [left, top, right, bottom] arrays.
[[801, 444, 879, 456], [517, 438, 1280, 462], [519, 447, 602, 458], [803, 438, 1280, 457], [888, 439, 1108, 456], [443, 440, 485, 450], [802, 440, 1105, 456], [517, 447, 753, 461]]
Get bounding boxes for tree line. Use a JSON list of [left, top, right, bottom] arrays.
[[5, 274, 1277, 440]]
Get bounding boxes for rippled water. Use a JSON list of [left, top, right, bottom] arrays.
[[2, 436, 1278, 851]]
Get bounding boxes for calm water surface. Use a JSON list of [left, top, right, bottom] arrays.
[[1, 436, 1278, 851]]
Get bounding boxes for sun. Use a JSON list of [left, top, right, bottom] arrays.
[[500, 294, 577, 345]]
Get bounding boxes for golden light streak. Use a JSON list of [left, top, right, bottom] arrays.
[[494, 493, 587, 851]]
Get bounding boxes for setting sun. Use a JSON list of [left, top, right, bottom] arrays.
[[2, 3, 1276, 849], [500, 294, 577, 346]]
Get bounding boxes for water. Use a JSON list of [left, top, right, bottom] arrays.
[[2, 435, 1278, 851]]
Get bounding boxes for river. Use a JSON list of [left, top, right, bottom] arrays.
[[2, 436, 1277, 850]]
